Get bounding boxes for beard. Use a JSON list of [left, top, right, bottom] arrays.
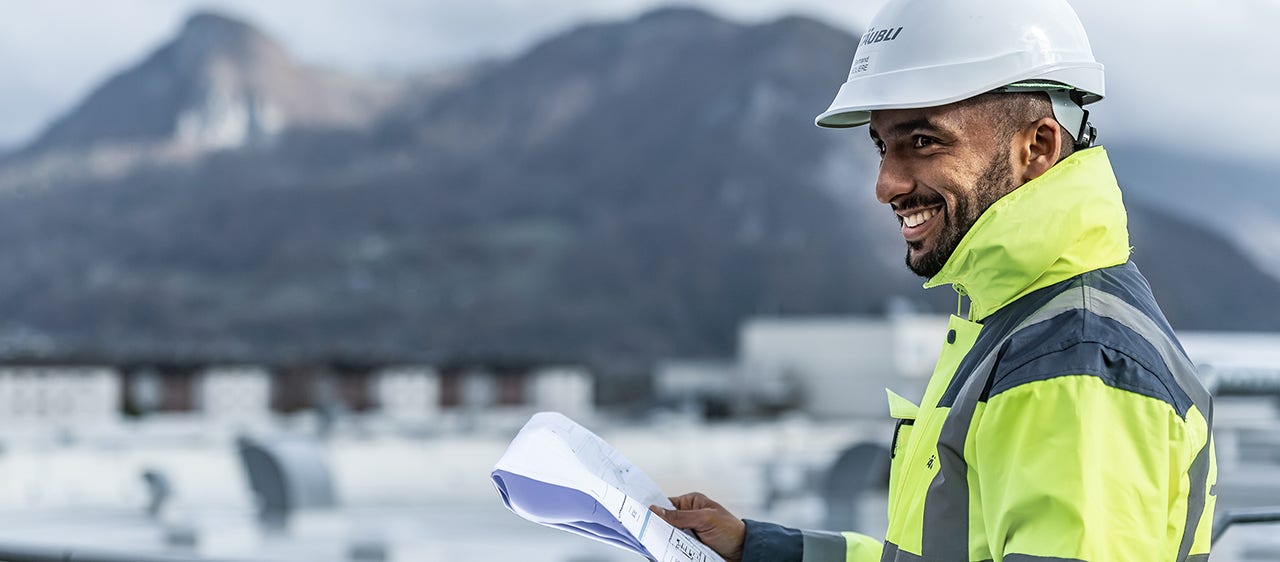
[[906, 151, 1016, 278]]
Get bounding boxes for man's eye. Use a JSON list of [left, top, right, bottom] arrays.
[[873, 140, 886, 156], [913, 136, 935, 149]]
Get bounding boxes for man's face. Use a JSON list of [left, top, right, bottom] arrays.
[[868, 102, 1019, 278]]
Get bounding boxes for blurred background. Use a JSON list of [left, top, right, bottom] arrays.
[[0, 1, 1277, 560]]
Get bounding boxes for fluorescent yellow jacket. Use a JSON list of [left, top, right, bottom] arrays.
[[742, 147, 1216, 562]]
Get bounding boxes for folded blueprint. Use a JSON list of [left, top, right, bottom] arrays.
[[492, 412, 726, 562]]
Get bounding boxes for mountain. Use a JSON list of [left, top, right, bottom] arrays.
[[35, 11, 402, 153], [1109, 145, 1280, 280], [1127, 201, 1280, 331], [0, 8, 1274, 367], [0, 12, 404, 191]]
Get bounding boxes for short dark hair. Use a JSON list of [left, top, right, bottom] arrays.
[[961, 92, 1076, 161]]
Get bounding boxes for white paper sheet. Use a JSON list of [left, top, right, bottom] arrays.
[[492, 412, 726, 562]]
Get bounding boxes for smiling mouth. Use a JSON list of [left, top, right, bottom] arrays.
[[901, 207, 939, 228], [896, 205, 943, 241]]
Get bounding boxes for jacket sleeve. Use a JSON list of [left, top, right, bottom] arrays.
[[973, 371, 1212, 562], [741, 520, 882, 562]]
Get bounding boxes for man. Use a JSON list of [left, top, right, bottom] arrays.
[[653, 0, 1216, 561]]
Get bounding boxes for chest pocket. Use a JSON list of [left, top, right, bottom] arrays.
[[885, 389, 919, 518]]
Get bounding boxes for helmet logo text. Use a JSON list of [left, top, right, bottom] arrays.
[[861, 26, 904, 46]]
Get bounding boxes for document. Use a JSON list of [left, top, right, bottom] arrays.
[[492, 412, 726, 562]]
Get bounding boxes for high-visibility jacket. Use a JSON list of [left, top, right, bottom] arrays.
[[742, 147, 1216, 562]]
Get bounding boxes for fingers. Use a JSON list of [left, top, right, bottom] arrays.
[[650, 497, 747, 562], [668, 491, 720, 511], [652, 506, 720, 533], [655, 492, 732, 532]]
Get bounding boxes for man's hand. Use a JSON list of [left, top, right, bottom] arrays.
[[651, 492, 746, 562]]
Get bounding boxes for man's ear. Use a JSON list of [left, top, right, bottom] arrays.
[[1018, 116, 1064, 183]]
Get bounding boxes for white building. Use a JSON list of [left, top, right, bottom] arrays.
[[373, 366, 442, 421], [372, 364, 596, 423], [654, 360, 738, 415], [196, 366, 273, 422], [0, 366, 121, 428], [528, 366, 594, 420], [739, 314, 950, 419]]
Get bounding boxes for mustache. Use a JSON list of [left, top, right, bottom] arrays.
[[891, 193, 945, 212]]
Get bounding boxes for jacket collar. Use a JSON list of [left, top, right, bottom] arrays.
[[923, 147, 1131, 321]]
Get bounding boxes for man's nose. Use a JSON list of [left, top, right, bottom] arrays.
[[875, 156, 913, 205]]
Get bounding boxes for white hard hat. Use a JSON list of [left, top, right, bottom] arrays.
[[816, 0, 1104, 142]]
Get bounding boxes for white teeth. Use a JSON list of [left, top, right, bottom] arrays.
[[903, 208, 938, 228]]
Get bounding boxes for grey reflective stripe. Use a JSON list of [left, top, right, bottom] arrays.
[[879, 541, 923, 562], [1001, 556, 1087, 562], [880, 541, 895, 561], [1083, 288, 1214, 562], [802, 530, 848, 562], [1176, 431, 1213, 561], [1186, 554, 1209, 562], [1083, 288, 1212, 416], [922, 288, 1088, 559]]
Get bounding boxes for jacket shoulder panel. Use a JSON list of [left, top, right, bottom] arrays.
[[987, 308, 1193, 417], [940, 262, 1195, 416]]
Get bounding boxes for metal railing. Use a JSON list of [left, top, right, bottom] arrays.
[[1201, 365, 1280, 396], [1213, 507, 1280, 545]]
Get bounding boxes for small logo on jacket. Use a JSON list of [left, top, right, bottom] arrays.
[[926, 455, 936, 470], [861, 26, 904, 46]]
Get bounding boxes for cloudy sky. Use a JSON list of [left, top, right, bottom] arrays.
[[2, 0, 1276, 161]]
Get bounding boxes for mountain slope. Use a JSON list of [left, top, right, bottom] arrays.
[[0, 8, 1274, 366], [1109, 145, 1280, 280], [1128, 200, 1280, 331]]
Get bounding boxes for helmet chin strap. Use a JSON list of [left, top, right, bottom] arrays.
[[1046, 90, 1097, 150]]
